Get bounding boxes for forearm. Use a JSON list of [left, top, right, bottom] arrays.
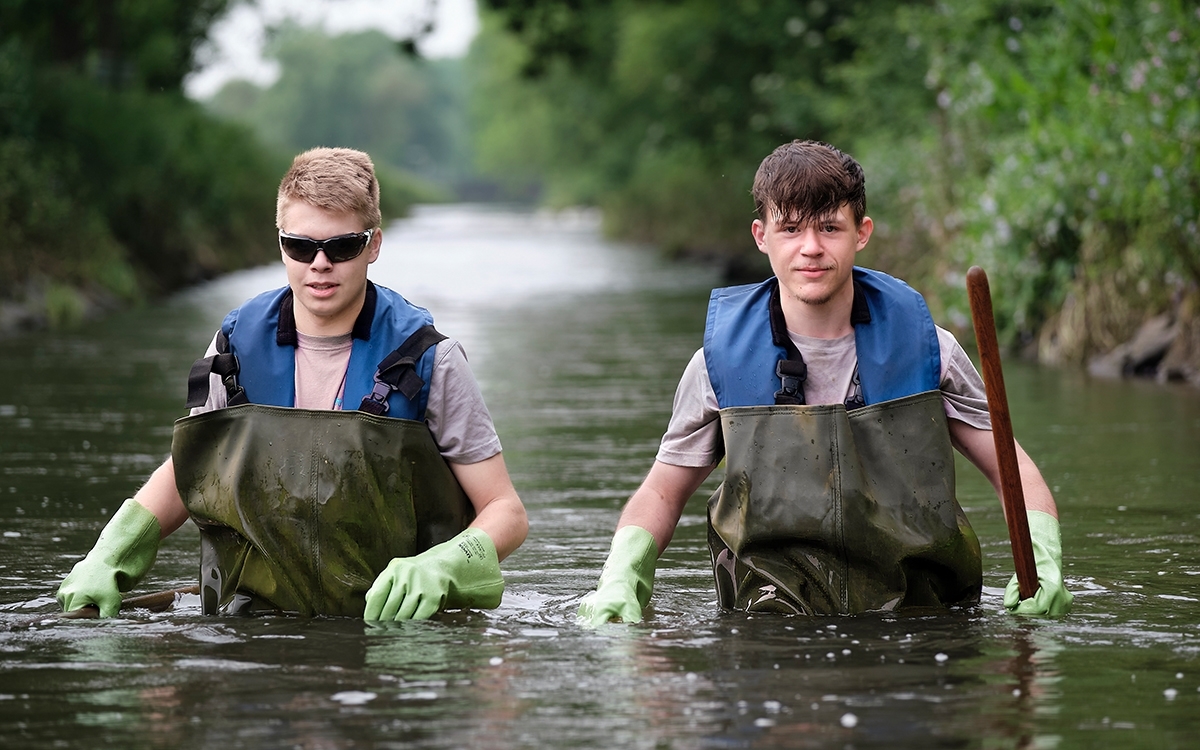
[[617, 461, 715, 554], [980, 441, 1059, 519], [950, 421, 1059, 519], [132, 457, 191, 538], [950, 421, 1072, 614], [618, 490, 685, 555], [469, 494, 527, 560], [450, 452, 528, 560], [1015, 443, 1058, 518]]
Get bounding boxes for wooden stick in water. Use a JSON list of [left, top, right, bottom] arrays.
[[966, 266, 1039, 600], [67, 585, 202, 618], [4, 585, 200, 629]]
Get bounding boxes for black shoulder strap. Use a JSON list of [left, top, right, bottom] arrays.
[[185, 330, 249, 409], [358, 325, 448, 416]]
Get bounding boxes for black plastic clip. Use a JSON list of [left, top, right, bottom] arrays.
[[773, 359, 807, 406]]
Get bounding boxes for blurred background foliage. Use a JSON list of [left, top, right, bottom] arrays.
[[0, 0, 449, 329], [2, 0, 1197, 373], [473, 0, 1199, 364], [0, 0, 283, 327], [206, 23, 471, 209]]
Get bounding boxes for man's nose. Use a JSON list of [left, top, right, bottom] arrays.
[[798, 228, 822, 251]]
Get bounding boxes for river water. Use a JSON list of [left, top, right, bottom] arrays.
[[1, 205, 1198, 749]]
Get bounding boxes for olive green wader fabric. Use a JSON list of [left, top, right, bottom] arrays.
[[172, 404, 473, 617], [708, 390, 982, 615]]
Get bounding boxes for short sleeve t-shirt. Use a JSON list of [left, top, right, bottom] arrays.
[[192, 333, 502, 465], [655, 325, 991, 468]]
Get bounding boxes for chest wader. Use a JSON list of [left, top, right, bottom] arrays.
[[171, 326, 471, 617], [708, 391, 982, 615]]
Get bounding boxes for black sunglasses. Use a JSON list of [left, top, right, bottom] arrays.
[[278, 229, 374, 264]]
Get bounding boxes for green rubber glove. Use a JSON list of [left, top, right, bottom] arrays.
[[1004, 510, 1074, 616], [56, 499, 161, 618], [577, 525, 658, 627], [364, 527, 505, 621]]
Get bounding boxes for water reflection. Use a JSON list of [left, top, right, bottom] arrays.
[[1, 205, 1199, 748]]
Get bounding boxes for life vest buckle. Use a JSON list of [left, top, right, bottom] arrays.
[[774, 359, 807, 406], [360, 379, 394, 416], [222, 373, 248, 406]]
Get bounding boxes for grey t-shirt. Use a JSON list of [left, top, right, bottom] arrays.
[[192, 333, 502, 464], [656, 326, 991, 468]]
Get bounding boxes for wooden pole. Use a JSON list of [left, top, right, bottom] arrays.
[[966, 266, 1039, 600]]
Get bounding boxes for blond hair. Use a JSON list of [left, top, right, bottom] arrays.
[[276, 147, 382, 230]]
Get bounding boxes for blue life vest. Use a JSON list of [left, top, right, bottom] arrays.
[[703, 267, 941, 408], [221, 282, 438, 420]]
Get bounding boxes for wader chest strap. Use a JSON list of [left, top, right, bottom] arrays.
[[359, 325, 447, 416], [768, 281, 808, 406], [766, 279, 872, 411], [185, 331, 248, 409]]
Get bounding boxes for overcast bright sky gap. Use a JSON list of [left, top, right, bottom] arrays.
[[185, 0, 480, 100]]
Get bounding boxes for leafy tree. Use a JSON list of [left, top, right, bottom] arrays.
[[207, 24, 472, 200], [472, 0, 924, 266], [910, 0, 1199, 358], [0, 0, 233, 91], [471, 0, 1199, 364], [0, 0, 281, 328]]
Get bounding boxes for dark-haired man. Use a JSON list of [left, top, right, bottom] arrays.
[[579, 140, 1071, 623]]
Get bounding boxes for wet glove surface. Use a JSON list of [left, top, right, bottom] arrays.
[[577, 525, 658, 627], [363, 527, 504, 621], [56, 499, 161, 618], [1005, 510, 1074, 616]]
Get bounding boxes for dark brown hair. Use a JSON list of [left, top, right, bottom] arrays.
[[751, 140, 866, 226]]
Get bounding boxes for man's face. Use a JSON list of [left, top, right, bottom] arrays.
[[279, 200, 381, 335], [751, 203, 872, 308]]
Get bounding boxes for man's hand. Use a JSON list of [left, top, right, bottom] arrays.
[[1004, 510, 1073, 616], [577, 526, 658, 627], [364, 527, 504, 621], [57, 499, 161, 617]]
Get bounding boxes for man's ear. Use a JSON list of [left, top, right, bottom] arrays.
[[751, 218, 767, 252], [855, 216, 874, 252], [367, 227, 383, 263]]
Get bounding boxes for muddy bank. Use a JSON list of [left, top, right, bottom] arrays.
[[0, 280, 125, 338], [1086, 308, 1200, 388]]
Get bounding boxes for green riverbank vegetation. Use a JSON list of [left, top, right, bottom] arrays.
[[0, 2, 447, 334], [0, 1, 281, 330], [471, 0, 1200, 384], [3, 1, 1197, 386]]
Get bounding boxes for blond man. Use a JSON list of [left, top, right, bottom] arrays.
[[58, 148, 527, 620]]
